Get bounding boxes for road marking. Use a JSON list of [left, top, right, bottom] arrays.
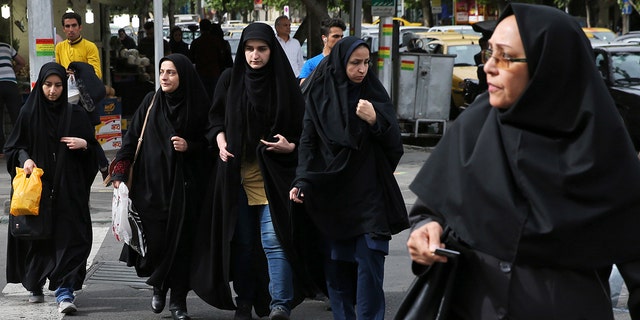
[[0, 227, 108, 318]]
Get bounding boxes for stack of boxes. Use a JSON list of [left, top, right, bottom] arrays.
[[95, 97, 123, 150]]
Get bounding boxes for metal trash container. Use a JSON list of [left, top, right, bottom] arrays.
[[395, 52, 455, 137]]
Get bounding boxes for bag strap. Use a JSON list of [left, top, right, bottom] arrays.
[[103, 93, 156, 187], [131, 92, 156, 169]]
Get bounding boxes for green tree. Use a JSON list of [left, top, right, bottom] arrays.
[[205, 0, 254, 22]]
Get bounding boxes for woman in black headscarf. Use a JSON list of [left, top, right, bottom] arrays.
[[5, 62, 99, 314], [110, 53, 211, 320], [169, 27, 190, 57], [191, 22, 307, 320], [289, 36, 408, 320], [406, 4, 640, 319]]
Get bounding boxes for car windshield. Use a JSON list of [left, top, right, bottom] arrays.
[[591, 31, 616, 42], [448, 44, 479, 66], [612, 52, 640, 85]]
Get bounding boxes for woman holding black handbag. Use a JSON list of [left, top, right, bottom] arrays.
[[406, 4, 640, 319], [4, 62, 99, 314]]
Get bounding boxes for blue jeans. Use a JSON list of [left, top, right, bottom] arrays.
[[325, 235, 387, 320], [55, 287, 75, 304], [232, 188, 294, 312]]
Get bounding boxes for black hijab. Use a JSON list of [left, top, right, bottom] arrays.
[[294, 36, 407, 239], [410, 4, 640, 268], [5, 62, 68, 177], [302, 36, 395, 150], [225, 22, 303, 160], [158, 53, 210, 136], [114, 53, 210, 196]]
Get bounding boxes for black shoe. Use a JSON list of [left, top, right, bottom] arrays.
[[171, 309, 191, 320], [234, 301, 253, 320], [151, 288, 166, 314]]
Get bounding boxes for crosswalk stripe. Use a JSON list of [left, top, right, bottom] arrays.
[[0, 227, 109, 318]]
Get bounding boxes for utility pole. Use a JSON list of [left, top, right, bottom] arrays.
[[27, 0, 55, 87]]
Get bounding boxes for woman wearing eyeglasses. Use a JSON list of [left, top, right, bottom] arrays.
[[406, 4, 640, 319]]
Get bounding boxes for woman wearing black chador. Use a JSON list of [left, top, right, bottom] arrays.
[[110, 53, 211, 320]]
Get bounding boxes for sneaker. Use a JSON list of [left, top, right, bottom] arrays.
[[28, 291, 44, 303], [58, 300, 77, 314], [269, 305, 290, 320]]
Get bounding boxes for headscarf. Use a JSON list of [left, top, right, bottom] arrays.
[[114, 53, 210, 198], [302, 36, 395, 150], [158, 53, 210, 136], [295, 36, 407, 239], [5, 62, 68, 177], [68, 61, 106, 112], [225, 22, 303, 160], [409, 3, 640, 268]]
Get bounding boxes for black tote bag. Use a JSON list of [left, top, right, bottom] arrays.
[[9, 185, 54, 240], [395, 228, 460, 320]]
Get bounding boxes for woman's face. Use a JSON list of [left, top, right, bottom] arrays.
[[42, 74, 64, 102], [346, 45, 370, 83], [484, 15, 529, 109], [244, 39, 270, 69], [159, 60, 180, 93]]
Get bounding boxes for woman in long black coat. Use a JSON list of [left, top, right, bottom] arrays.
[[110, 53, 211, 320], [5, 62, 99, 314], [289, 36, 409, 319], [190, 22, 313, 320], [407, 4, 640, 319]]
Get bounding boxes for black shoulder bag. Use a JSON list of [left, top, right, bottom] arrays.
[[394, 227, 460, 320]]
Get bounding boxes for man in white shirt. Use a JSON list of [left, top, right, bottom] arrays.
[[275, 16, 304, 77]]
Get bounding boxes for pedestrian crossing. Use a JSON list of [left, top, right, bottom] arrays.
[[0, 226, 109, 319]]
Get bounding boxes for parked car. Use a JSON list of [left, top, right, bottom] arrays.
[[428, 25, 481, 36], [372, 17, 422, 26], [593, 44, 640, 150], [614, 31, 640, 44], [425, 36, 481, 118], [583, 27, 616, 46]]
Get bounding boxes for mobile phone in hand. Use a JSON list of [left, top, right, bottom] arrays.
[[434, 247, 460, 258]]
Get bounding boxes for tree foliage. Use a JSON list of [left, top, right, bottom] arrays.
[[204, 0, 254, 15]]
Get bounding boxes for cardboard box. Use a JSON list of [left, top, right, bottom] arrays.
[[95, 97, 123, 150], [96, 133, 123, 151], [96, 115, 122, 135], [100, 97, 122, 116]]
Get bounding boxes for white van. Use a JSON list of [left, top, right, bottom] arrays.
[[427, 25, 481, 36]]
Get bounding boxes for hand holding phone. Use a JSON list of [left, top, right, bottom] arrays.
[[434, 247, 460, 258]]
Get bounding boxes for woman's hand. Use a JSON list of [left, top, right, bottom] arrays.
[[61, 137, 87, 150], [407, 221, 449, 265], [216, 132, 234, 162], [23, 159, 37, 175], [356, 99, 377, 126], [289, 186, 304, 203], [260, 134, 295, 153], [171, 136, 188, 152]]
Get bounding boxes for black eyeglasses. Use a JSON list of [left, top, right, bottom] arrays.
[[481, 48, 527, 69]]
